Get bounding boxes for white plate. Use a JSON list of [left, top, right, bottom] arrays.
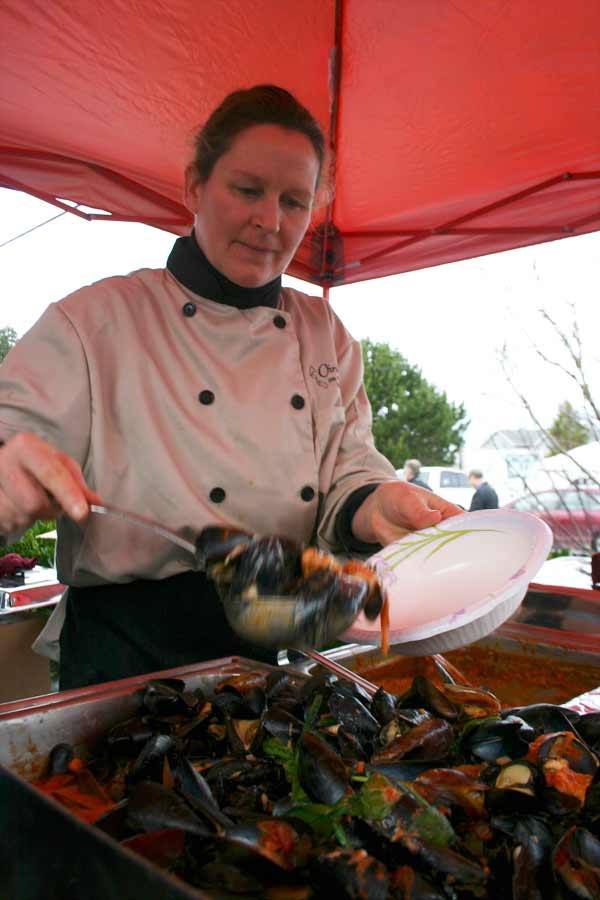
[[344, 509, 553, 654]]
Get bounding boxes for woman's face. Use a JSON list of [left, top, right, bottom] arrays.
[[185, 124, 319, 287]]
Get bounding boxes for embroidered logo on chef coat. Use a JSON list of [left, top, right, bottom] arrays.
[[309, 363, 340, 389]]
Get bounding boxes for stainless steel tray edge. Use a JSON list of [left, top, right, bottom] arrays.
[[0, 655, 277, 777]]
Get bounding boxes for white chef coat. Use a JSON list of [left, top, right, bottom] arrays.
[[0, 266, 396, 588]]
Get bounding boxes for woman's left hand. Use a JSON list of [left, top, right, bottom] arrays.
[[351, 481, 463, 547]]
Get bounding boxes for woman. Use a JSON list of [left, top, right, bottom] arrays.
[[0, 86, 460, 689]]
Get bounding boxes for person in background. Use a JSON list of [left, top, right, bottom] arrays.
[[403, 459, 432, 491], [0, 85, 461, 690], [468, 469, 499, 510]]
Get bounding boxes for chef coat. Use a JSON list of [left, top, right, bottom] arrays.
[[0, 265, 396, 588]]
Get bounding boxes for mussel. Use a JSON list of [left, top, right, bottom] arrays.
[[196, 526, 384, 648]]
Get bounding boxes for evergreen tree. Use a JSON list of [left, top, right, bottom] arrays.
[[547, 400, 590, 453], [0, 326, 17, 363], [361, 339, 468, 469]]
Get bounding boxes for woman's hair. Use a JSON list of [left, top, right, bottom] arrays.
[[192, 85, 325, 184]]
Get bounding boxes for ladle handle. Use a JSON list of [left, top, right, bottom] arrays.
[[89, 504, 197, 557]]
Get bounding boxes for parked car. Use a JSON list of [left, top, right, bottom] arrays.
[[396, 466, 474, 508], [507, 488, 600, 552]]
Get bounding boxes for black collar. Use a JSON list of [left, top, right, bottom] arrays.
[[166, 231, 281, 309]]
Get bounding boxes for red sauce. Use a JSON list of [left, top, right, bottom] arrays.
[[358, 644, 600, 707]]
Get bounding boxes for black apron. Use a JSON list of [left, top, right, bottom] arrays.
[[59, 572, 278, 690]]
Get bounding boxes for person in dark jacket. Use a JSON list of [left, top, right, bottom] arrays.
[[403, 459, 432, 491], [468, 469, 499, 510]]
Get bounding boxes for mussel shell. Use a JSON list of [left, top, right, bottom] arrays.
[[194, 861, 264, 895], [128, 733, 176, 783], [371, 687, 398, 725], [211, 691, 255, 720], [328, 689, 379, 740], [371, 717, 454, 764], [106, 717, 155, 755], [410, 840, 488, 887], [534, 731, 598, 775], [413, 767, 488, 819], [368, 761, 441, 783], [492, 812, 551, 840], [390, 865, 447, 900], [195, 526, 252, 568], [299, 671, 339, 705], [577, 713, 600, 752], [313, 848, 389, 900], [553, 825, 600, 898], [495, 759, 539, 793], [206, 759, 284, 800], [512, 837, 551, 900], [298, 731, 347, 805], [337, 727, 368, 762], [265, 670, 305, 705], [504, 703, 580, 737], [229, 536, 301, 597], [46, 742, 75, 775], [221, 819, 309, 871], [142, 679, 196, 716], [226, 717, 261, 756], [171, 754, 233, 829], [125, 781, 212, 837], [260, 706, 304, 744], [462, 717, 533, 763], [398, 676, 459, 721], [439, 683, 501, 719]]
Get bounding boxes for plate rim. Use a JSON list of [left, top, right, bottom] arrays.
[[345, 509, 553, 644]]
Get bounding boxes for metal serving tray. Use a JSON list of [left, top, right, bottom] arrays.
[[0, 655, 276, 778], [516, 583, 600, 633], [0, 655, 278, 900]]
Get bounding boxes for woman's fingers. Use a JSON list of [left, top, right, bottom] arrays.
[[352, 481, 464, 546], [62, 455, 103, 507], [0, 433, 93, 532]]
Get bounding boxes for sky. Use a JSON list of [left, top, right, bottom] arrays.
[[2, 187, 599, 458]]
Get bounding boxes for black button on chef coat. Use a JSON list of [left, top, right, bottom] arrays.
[[291, 394, 305, 410], [198, 390, 215, 405], [182, 302, 197, 317], [273, 314, 286, 329], [300, 486, 315, 502], [210, 487, 226, 503]]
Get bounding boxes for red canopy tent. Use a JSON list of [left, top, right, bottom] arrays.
[[1, 0, 599, 289]]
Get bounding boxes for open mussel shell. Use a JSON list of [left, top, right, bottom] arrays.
[[328, 688, 380, 741], [371, 717, 454, 764], [206, 530, 379, 648], [504, 702, 581, 737], [553, 825, 600, 898], [398, 676, 459, 721], [461, 716, 534, 764], [46, 742, 75, 775]]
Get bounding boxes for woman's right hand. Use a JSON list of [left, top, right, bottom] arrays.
[[0, 432, 101, 537]]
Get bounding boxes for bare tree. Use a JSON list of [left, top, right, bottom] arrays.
[[498, 300, 600, 557]]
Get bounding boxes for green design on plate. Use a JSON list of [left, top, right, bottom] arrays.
[[381, 525, 503, 568]]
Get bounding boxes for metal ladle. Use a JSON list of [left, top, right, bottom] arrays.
[[88, 504, 376, 650], [89, 504, 197, 556], [291, 647, 472, 693]]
